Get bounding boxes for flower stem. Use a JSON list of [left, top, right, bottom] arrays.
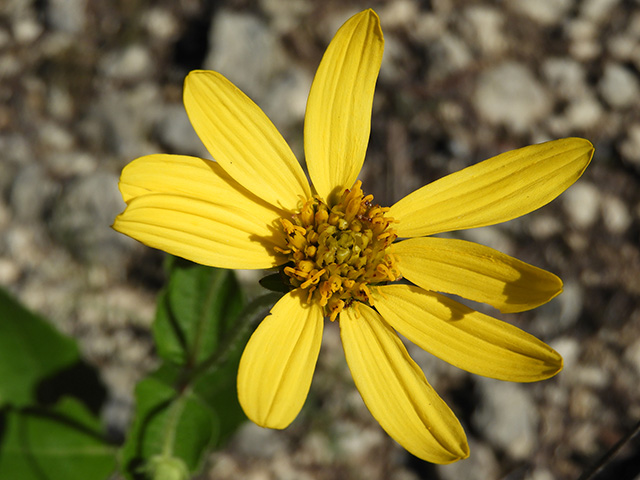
[[577, 418, 640, 480]]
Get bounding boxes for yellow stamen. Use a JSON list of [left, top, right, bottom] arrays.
[[278, 182, 399, 319]]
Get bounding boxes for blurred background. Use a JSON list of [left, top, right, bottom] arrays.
[[1, 0, 639, 478]]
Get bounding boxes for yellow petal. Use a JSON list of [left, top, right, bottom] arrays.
[[390, 138, 594, 237], [238, 292, 324, 429], [372, 285, 563, 382], [113, 175, 286, 269], [340, 304, 469, 464], [118, 154, 287, 217], [305, 9, 384, 203], [394, 237, 562, 313], [184, 70, 311, 211]]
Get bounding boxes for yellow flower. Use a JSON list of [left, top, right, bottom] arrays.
[[114, 9, 593, 464]]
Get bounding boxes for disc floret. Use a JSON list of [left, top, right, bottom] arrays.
[[277, 181, 400, 321]]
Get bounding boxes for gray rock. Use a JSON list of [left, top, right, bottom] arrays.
[[599, 63, 639, 109], [46, 0, 87, 34], [474, 62, 551, 132], [260, 0, 312, 33], [436, 437, 499, 480], [49, 172, 138, 268], [233, 422, 287, 458], [261, 67, 312, 130], [154, 103, 209, 157], [533, 280, 584, 336], [427, 33, 472, 82], [9, 165, 59, 222], [204, 10, 281, 103], [91, 84, 162, 158], [472, 378, 539, 459]]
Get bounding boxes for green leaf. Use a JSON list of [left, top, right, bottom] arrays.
[[189, 292, 283, 447], [258, 271, 291, 293], [153, 261, 245, 366], [123, 258, 282, 478], [0, 397, 117, 480], [0, 287, 79, 407], [120, 368, 217, 479]]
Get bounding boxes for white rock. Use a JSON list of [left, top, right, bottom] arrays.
[[528, 214, 563, 239], [473, 378, 539, 459], [551, 337, 581, 369], [543, 57, 588, 100], [0, 53, 21, 77], [620, 123, 640, 167], [607, 33, 637, 61], [13, 17, 43, 43], [412, 13, 446, 43], [574, 365, 609, 388], [564, 95, 603, 130], [581, 0, 620, 23], [47, 151, 97, 178], [474, 62, 551, 132], [0, 257, 20, 285], [510, 0, 573, 25], [557, 281, 585, 330], [601, 194, 632, 234], [143, 7, 179, 41], [39, 121, 75, 151], [379, 0, 420, 29], [101, 44, 154, 81], [599, 63, 640, 109], [624, 338, 640, 376], [47, 86, 74, 121], [526, 468, 557, 480], [568, 19, 601, 60], [462, 6, 505, 56], [562, 181, 601, 228]]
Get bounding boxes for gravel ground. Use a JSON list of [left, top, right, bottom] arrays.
[[1, 0, 640, 479]]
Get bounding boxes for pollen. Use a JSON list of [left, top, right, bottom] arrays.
[[279, 181, 400, 321]]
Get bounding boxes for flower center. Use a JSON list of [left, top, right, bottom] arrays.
[[277, 181, 400, 321]]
